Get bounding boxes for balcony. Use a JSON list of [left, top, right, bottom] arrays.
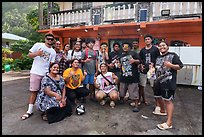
[[40, 2, 202, 30]]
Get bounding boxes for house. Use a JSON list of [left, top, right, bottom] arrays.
[[2, 33, 28, 48], [37, 2, 202, 86]]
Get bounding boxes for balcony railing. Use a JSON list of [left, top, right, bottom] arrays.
[[43, 2, 202, 29]]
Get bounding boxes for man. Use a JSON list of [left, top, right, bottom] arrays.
[[81, 38, 98, 101], [107, 42, 121, 90], [132, 40, 140, 54], [119, 42, 140, 112], [155, 41, 183, 130], [138, 34, 160, 108], [21, 33, 56, 120]]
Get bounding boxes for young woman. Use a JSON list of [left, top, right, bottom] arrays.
[[94, 63, 119, 108], [35, 63, 72, 124]]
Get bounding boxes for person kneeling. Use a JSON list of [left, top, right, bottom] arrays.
[[94, 63, 119, 108], [35, 63, 72, 124]]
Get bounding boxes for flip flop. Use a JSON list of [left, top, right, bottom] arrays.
[[157, 122, 173, 130], [21, 113, 33, 120]]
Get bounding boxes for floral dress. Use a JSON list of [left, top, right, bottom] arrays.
[[35, 75, 65, 112]]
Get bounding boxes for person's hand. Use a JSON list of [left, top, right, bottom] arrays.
[[129, 58, 135, 64], [55, 94, 62, 101], [164, 61, 173, 68], [60, 97, 66, 107], [69, 71, 75, 77], [84, 70, 87, 76], [36, 49, 43, 56], [109, 63, 114, 69], [85, 58, 91, 63]]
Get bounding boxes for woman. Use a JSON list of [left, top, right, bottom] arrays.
[[94, 63, 119, 108], [154, 41, 183, 130], [63, 59, 90, 105], [35, 63, 72, 124]]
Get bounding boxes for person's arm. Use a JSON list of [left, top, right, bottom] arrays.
[[27, 49, 43, 58], [112, 72, 118, 84], [44, 87, 61, 101], [94, 77, 100, 89]]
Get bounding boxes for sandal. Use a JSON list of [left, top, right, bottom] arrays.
[[157, 122, 172, 130], [41, 113, 48, 121], [21, 113, 33, 120]]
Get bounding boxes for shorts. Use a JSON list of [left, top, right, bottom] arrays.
[[139, 73, 147, 87], [119, 82, 139, 100], [83, 74, 94, 85], [153, 80, 175, 101], [29, 73, 44, 91]]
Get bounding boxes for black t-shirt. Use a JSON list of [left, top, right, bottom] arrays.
[[119, 51, 140, 83], [108, 51, 121, 73], [139, 45, 160, 74], [155, 52, 183, 90]]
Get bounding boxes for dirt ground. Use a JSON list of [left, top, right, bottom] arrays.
[[2, 71, 202, 135]]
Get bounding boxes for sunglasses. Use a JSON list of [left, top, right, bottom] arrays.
[[47, 38, 54, 41]]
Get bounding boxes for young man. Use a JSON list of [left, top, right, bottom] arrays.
[[155, 41, 183, 130], [119, 42, 140, 112], [21, 33, 56, 120], [132, 40, 140, 54], [81, 38, 98, 101], [139, 34, 160, 108], [94, 63, 119, 108]]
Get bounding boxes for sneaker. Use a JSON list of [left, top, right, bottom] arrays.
[[152, 106, 161, 114], [100, 100, 106, 106], [130, 102, 136, 107], [152, 106, 167, 116], [110, 101, 115, 108], [133, 107, 140, 112], [118, 99, 125, 104]]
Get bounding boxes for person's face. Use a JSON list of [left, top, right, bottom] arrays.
[[158, 42, 169, 54], [113, 44, 120, 52], [55, 41, 61, 50], [101, 44, 107, 51], [100, 64, 107, 72], [45, 36, 55, 46], [64, 44, 70, 51], [132, 41, 139, 48], [82, 42, 86, 48], [122, 44, 130, 52], [87, 42, 94, 49], [74, 42, 81, 51], [144, 37, 152, 46], [50, 64, 59, 74], [72, 60, 79, 68]]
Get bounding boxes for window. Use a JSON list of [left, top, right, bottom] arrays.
[[139, 9, 148, 22], [72, 2, 92, 9]]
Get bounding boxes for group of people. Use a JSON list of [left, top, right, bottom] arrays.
[[20, 33, 183, 130]]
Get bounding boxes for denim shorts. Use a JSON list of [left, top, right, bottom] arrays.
[[83, 74, 95, 85]]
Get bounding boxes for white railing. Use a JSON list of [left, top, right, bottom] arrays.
[[103, 3, 136, 22], [51, 9, 91, 27], [152, 2, 202, 17]]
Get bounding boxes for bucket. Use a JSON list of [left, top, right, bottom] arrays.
[[4, 64, 11, 72]]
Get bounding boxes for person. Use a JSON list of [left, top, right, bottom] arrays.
[[54, 41, 66, 75], [67, 41, 83, 69], [132, 40, 140, 54], [81, 38, 99, 102], [154, 41, 183, 130], [98, 42, 109, 72], [138, 34, 160, 107], [63, 59, 90, 106], [118, 42, 140, 112], [94, 63, 119, 108], [21, 33, 56, 120], [35, 63, 72, 124], [81, 41, 87, 52], [107, 42, 121, 90]]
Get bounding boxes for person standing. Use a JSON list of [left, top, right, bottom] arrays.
[[155, 41, 183, 130], [138, 34, 160, 107], [132, 40, 140, 54], [118, 42, 140, 112], [21, 33, 56, 120], [81, 38, 98, 102], [97, 42, 109, 72]]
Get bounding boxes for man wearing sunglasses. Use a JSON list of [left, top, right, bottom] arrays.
[[21, 33, 56, 120]]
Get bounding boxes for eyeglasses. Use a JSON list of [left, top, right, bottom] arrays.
[[47, 38, 54, 41]]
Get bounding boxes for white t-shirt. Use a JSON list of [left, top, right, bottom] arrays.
[[29, 43, 56, 76], [67, 50, 82, 60], [96, 72, 117, 93]]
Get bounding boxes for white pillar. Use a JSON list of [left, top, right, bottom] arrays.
[[128, 4, 131, 19], [118, 5, 120, 19], [123, 4, 126, 19], [113, 7, 115, 20], [179, 2, 183, 15], [103, 7, 106, 21], [172, 2, 176, 15], [186, 2, 190, 14], [194, 2, 197, 14], [152, 2, 155, 17], [133, 3, 136, 18]]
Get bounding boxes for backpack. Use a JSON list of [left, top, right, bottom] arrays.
[[84, 48, 97, 60]]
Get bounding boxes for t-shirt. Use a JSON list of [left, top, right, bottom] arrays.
[[67, 50, 83, 68], [119, 51, 140, 83], [139, 45, 160, 74], [81, 49, 98, 74], [108, 51, 121, 73], [63, 68, 84, 89], [98, 51, 108, 72], [155, 52, 183, 90], [29, 43, 56, 76], [96, 72, 117, 93]]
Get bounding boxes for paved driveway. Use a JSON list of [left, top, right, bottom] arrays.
[[2, 71, 202, 135]]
